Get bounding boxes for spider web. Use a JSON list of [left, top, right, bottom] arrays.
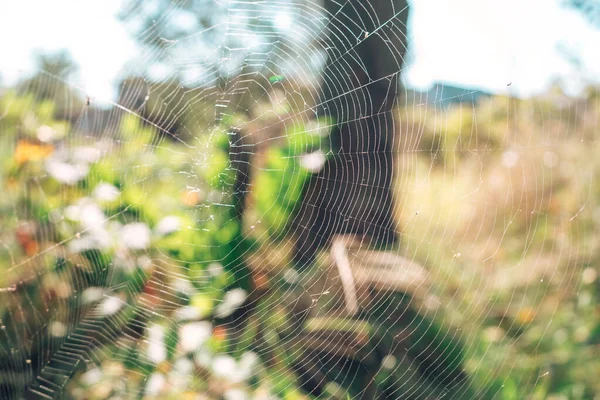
[[0, 0, 598, 399]]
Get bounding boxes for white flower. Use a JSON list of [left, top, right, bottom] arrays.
[[212, 355, 237, 379], [155, 216, 181, 236], [283, 268, 299, 284], [300, 150, 326, 173], [194, 351, 212, 369], [46, 158, 89, 184], [65, 200, 114, 251], [173, 277, 194, 294], [381, 355, 397, 370], [175, 306, 201, 321], [83, 287, 105, 303], [174, 358, 194, 374], [100, 296, 123, 315], [240, 352, 259, 369], [80, 368, 102, 386], [179, 322, 212, 353], [121, 223, 151, 250], [80, 203, 107, 231], [215, 288, 247, 318], [206, 263, 224, 277], [224, 389, 248, 400], [147, 324, 167, 364], [73, 146, 101, 163], [36, 125, 59, 142], [49, 321, 67, 337], [237, 352, 259, 381], [93, 183, 120, 202], [145, 373, 165, 397]]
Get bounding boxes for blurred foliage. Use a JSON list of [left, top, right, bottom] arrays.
[[395, 86, 600, 399], [0, 86, 329, 399], [1, 78, 600, 399], [254, 121, 331, 239]]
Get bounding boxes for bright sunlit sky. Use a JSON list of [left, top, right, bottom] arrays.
[[1, 0, 600, 102]]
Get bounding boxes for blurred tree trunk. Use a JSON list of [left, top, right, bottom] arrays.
[[294, 0, 410, 265]]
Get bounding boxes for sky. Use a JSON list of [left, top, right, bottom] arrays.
[[1, 0, 599, 103]]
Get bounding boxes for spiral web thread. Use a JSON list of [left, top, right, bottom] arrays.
[[0, 0, 597, 399]]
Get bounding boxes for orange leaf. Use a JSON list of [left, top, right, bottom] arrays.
[[182, 190, 201, 206], [516, 307, 535, 324], [14, 140, 54, 165], [252, 271, 270, 291], [25, 241, 39, 257], [213, 325, 227, 342]]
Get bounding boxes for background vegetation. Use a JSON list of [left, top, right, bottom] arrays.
[[1, 1, 600, 399], [1, 75, 599, 399]]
